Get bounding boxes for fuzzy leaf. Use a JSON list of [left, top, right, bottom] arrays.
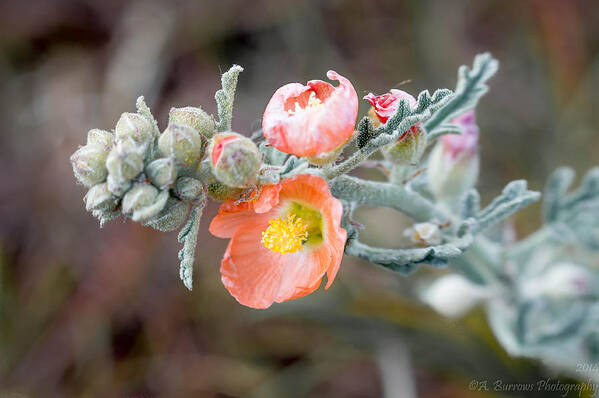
[[344, 220, 473, 274], [426, 123, 462, 141], [357, 89, 453, 151], [424, 53, 499, 134], [460, 189, 481, 220], [542, 167, 575, 223], [215, 65, 244, 132], [136, 96, 160, 137], [177, 204, 204, 290], [543, 167, 599, 250], [475, 180, 540, 232]]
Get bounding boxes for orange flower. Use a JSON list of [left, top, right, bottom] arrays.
[[262, 71, 358, 157], [209, 174, 347, 309]]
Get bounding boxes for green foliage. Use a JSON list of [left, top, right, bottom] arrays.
[[215, 65, 244, 132], [177, 205, 204, 291], [425, 52, 499, 137]]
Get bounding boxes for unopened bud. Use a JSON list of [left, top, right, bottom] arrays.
[[428, 111, 480, 200], [85, 183, 118, 212], [405, 222, 441, 246], [422, 274, 490, 318], [174, 177, 205, 203], [209, 132, 261, 188], [106, 138, 144, 182], [364, 89, 417, 125], [143, 198, 190, 232], [169, 106, 216, 138], [158, 123, 206, 168], [86, 129, 114, 149], [70, 144, 110, 187], [115, 112, 154, 144], [382, 125, 427, 165], [522, 263, 595, 300], [122, 183, 169, 222], [146, 158, 177, 190], [107, 174, 132, 197]]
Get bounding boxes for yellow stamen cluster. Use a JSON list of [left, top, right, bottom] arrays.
[[261, 214, 309, 254], [287, 91, 323, 115]]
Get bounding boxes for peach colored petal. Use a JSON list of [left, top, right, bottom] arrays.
[[253, 184, 282, 213], [323, 196, 346, 288], [209, 201, 254, 238], [262, 71, 358, 156], [221, 220, 330, 308], [214, 174, 348, 308], [209, 184, 282, 238], [278, 174, 347, 289]]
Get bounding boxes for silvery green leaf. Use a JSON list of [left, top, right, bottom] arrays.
[[259, 141, 288, 166], [215, 65, 244, 132], [143, 198, 190, 232], [425, 52, 499, 134], [344, 220, 473, 274], [426, 122, 462, 141], [542, 167, 575, 223], [136, 96, 160, 138], [542, 167, 599, 250], [475, 180, 540, 232], [460, 189, 480, 220], [357, 89, 452, 151], [177, 204, 204, 290]]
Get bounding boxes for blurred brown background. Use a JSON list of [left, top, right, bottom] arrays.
[[1, 0, 598, 397]]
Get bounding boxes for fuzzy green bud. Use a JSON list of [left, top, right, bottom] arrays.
[[106, 174, 132, 197], [143, 198, 190, 232], [382, 125, 427, 165], [209, 132, 261, 188], [115, 112, 154, 145], [85, 183, 118, 212], [158, 123, 206, 168], [169, 106, 216, 138], [146, 158, 177, 190], [122, 183, 169, 222], [70, 144, 110, 188], [86, 129, 114, 149], [174, 177, 205, 203], [106, 138, 144, 182]]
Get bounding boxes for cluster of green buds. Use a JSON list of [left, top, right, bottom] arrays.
[[70, 98, 250, 231]]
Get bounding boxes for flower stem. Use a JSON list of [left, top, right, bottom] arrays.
[[329, 175, 445, 222]]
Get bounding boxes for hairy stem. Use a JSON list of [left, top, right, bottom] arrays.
[[329, 175, 445, 222]]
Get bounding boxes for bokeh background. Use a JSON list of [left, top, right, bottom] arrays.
[[1, 0, 598, 396]]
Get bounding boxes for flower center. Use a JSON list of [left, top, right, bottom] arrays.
[[287, 91, 323, 115], [261, 214, 309, 254]]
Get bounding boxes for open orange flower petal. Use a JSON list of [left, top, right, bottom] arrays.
[[209, 174, 347, 308]]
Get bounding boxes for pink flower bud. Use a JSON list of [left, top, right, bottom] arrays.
[[441, 110, 479, 159], [428, 110, 480, 199], [364, 89, 417, 124]]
